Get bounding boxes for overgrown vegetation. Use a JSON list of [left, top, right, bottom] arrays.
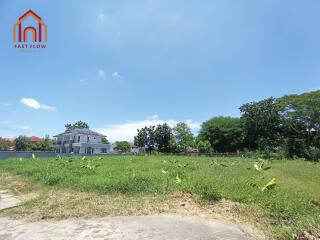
[[0, 135, 54, 151], [133, 90, 320, 161], [0, 155, 319, 239]]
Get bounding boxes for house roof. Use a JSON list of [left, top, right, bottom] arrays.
[[29, 136, 43, 142], [3, 138, 15, 142], [128, 142, 136, 148], [53, 128, 106, 137], [19, 9, 42, 21]]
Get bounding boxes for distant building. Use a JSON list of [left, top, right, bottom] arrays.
[[2, 138, 15, 151], [29, 136, 42, 142], [128, 142, 140, 154], [53, 128, 112, 154]]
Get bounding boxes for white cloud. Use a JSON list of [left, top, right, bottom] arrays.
[[98, 11, 105, 22], [146, 114, 159, 119], [20, 98, 56, 111], [0, 120, 30, 132], [94, 117, 201, 142], [18, 125, 30, 130], [112, 72, 119, 77], [98, 69, 106, 78]]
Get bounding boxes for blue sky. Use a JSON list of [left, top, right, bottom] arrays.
[[0, 0, 319, 141]]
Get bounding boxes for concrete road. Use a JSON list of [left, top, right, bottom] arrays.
[[0, 215, 252, 240], [0, 190, 21, 211]]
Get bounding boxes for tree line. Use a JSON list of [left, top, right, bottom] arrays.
[[134, 122, 212, 154], [0, 135, 54, 152], [134, 90, 320, 160]]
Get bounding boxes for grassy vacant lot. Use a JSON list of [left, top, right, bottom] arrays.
[[0, 155, 319, 239]]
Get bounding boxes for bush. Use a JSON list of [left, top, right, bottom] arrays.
[[285, 137, 306, 158], [304, 147, 320, 161], [197, 140, 213, 155], [197, 184, 221, 202]]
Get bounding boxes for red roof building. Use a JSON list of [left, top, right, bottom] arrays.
[[3, 138, 15, 142], [29, 136, 43, 142]]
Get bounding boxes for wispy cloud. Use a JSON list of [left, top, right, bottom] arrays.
[[111, 71, 124, 79], [0, 120, 30, 132], [146, 114, 159, 119], [98, 10, 105, 22], [98, 69, 106, 78], [17, 125, 30, 130], [20, 98, 56, 111], [94, 116, 201, 142], [0, 102, 11, 107]]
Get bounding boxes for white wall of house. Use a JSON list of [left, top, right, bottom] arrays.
[[72, 134, 102, 144], [54, 130, 111, 154], [56, 134, 102, 143]]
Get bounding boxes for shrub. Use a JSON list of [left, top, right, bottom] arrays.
[[197, 140, 213, 155], [304, 147, 320, 161]]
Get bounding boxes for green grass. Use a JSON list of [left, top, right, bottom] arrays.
[[0, 155, 319, 239]]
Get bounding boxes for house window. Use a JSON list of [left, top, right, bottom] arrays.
[[78, 136, 80, 142], [87, 136, 89, 142]]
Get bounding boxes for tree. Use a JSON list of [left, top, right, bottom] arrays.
[[134, 126, 156, 154], [173, 122, 194, 153], [279, 90, 320, 158], [42, 135, 54, 151], [155, 123, 173, 153], [14, 136, 31, 151], [115, 141, 130, 152], [65, 121, 89, 131], [0, 138, 12, 151], [197, 140, 213, 155], [240, 97, 283, 151], [197, 117, 243, 153], [168, 136, 179, 154], [101, 137, 109, 144], [30, 135, 53, 151]]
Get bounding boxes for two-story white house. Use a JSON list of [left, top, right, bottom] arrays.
[[53, 128, 112, 154]]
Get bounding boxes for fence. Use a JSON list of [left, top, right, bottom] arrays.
[[0, 151, 245, 160], [0, 151, 56, 160], [0, 151, 134, 160]]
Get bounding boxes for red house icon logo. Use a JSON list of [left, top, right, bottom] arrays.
[[13, 10, 47, 43]]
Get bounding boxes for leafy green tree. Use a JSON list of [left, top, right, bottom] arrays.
[[279, 90, 320, 158], [134, 127, 147, 149], [115, 141, 130, 152], [155, 123, 173, 153], [0, 138, 12, 151], [101, 137, 109, 144], [134, 126, 156, 154], [197, 140, 213, 155], [65, 121, 89, 131], [173, 122, 194, 153], [240, 97, 283, 151], [198, 117, 243, 153], [31, 135, 53, 151], [14, 136, 31, 151], [168, 136, 179, 154], [42, 135, 54, 151]]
